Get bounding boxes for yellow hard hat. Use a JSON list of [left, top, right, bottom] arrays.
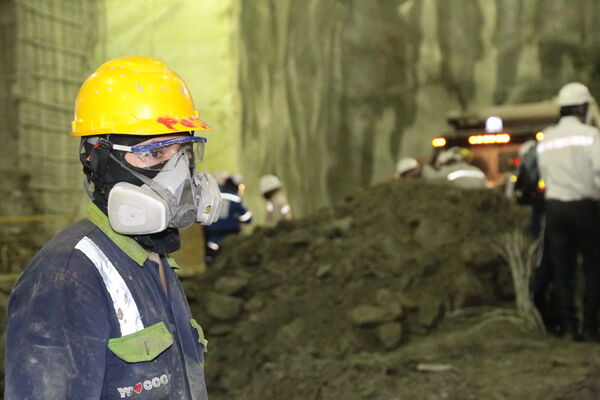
[[71, 56, 212, 136]]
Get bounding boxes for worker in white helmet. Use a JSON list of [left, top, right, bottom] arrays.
[[259, 174, 292, 228], [212, 169, 230, 188], [394, 157, 421, 179], [425, 147, 487, 189], [537, 82, 600, 342]]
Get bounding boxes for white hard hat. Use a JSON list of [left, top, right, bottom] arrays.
[[396, 157, 419, 175], [212, 170, 229, 186], [230, 173, 243, 186], [259, 174, 282, 194], [436, 147, 462, 165], [557, 82, 593, 106]]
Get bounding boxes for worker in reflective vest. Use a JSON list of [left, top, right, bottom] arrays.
[[259, 174, 292, 228], [425, 147, 487, 189], [203, 174, 253, 263], [537, 82, 600, 342], [5, 57, 222, 399]]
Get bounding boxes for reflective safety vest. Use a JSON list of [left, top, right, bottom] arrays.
[[264, 191, 292, 228], [537, 116, 600, 201], [5, 203, 209, 400]]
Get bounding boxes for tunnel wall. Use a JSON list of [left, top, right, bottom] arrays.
[[238, 0, 600, 218]]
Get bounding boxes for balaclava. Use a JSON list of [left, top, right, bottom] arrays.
[[80, 133, 191, 254]]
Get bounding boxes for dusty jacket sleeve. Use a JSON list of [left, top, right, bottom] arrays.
[[234, 201, 253, 224], [5, 254, 111, 400]]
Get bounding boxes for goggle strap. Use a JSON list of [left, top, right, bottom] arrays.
[[112, 144, 132, 152], [93, 138, 112, 193], [110, 137, 206, 154]]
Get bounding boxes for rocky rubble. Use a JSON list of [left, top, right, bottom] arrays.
[[183, 180, 531, 398]]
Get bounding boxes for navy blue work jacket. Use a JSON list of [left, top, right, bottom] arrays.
[[204, 189, 252, 244], [5, 204, 209, 400]]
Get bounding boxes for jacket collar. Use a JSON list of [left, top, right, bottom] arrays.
[[85, 203, 148, 266]]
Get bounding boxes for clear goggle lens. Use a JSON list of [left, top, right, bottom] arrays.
[[113, 136, 206, 170]]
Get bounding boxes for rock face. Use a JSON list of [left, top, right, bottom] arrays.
[[238, 0, 600, 219], [183, 180, 528, 398]]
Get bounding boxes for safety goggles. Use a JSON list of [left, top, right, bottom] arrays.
[[112, 136, 207, 170]]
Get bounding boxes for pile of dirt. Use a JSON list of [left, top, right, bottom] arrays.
[[184, 180, 537, 398]]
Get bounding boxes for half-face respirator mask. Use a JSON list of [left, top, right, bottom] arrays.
[[102, 135, 222, 235]]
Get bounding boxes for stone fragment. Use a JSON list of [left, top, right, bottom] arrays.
[[316, 264, 332, 278], [417, 298, 444, 329], [376, 322, 403, 350], [244, 297, 265, 312], [215, 276, 249, 295], [416, 363, 454, 372], [349, 305, 393, 326], [206, 293, 243, 320], [375, 288, 403, 318]]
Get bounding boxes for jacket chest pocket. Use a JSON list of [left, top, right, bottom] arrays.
[[106, 322, 176, 399]]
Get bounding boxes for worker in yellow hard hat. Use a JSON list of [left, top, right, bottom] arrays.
[[5, 57, 220, 399]]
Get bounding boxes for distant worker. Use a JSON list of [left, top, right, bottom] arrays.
[[260, 174, 292, 228], [212, 169, 230, 188], [537, 82, 600, 342], [426, 146, 487, 188], [394, 157, 422, 179], [204, 174, 252, 263]]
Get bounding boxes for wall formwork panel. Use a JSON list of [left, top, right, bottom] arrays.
[[14, 0, 99, 215], [0, 0, 100, 273]]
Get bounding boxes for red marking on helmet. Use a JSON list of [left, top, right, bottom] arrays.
[[179, 118, 197, 128], [157, 117, 178, 130]]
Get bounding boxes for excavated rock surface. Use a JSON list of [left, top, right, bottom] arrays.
[[184, 180, 565, 398]]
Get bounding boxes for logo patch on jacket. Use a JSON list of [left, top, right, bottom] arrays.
[[117, 374, 169, 397]]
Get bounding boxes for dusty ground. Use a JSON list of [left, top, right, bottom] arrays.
[[182, 180, 600, 400]]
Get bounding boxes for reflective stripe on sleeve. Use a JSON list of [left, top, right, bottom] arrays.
[[447, 170, 486, 181], [206, 241, 220, 250], [238, 211, 253, 222], [75, 236, 144, 336], [220, 193, 242, 203], [537, 135, 594, 154]]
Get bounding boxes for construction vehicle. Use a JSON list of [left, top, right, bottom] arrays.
[[431, 100, 600, 187]]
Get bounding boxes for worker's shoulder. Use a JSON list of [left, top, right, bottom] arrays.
[[559, 117, 600, 135], [571, 119, 600, 135], [22, 218, 100, 279]]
